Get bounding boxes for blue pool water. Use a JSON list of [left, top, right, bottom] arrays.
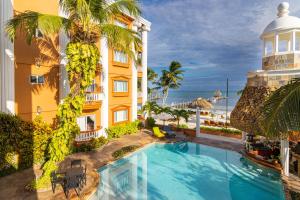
[[91, 142, 285, 200]]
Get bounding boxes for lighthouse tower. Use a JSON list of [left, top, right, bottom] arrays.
[[248, 2, 300, 89]]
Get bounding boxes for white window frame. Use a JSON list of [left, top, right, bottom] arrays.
[[115, 20, 128, 28], [77, 115, 96, 131], [114, 110, 128, 123], [35, 29, 43, 38], [114, 80, 128, 92], [113, 50, 128, 64], [30, 75, 45, 84]]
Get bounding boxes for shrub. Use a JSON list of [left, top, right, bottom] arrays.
[[146, 117, 156, 128], [106, 121, 139, 139], [72, 136, 108, 153], [177, 124, 189, 129], [199, 126, 242, 135], [112, 145, 140, 159], [0, 113, 52, 176]]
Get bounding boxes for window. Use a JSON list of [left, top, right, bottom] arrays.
[[77, 115, 96, 131], [114, 110, 128, 123], [30, 75, 44, 84], [279, 40, 288, 52], [86, 80, 96, 92], [114, 50, 128, 64], [114, 80, 128, 92], [296, 34, 300, 51], [35, 29, 43, 38], [265, 41, 273, 56], [115, 20, 128, 28]]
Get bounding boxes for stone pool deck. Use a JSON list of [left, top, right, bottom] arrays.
[[0, 130, 250, 200]]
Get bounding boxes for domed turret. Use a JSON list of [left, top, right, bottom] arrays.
[[260, 2, 300, 71]]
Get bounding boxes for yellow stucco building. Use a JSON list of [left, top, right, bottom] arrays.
[[0, 0, 151, 142]]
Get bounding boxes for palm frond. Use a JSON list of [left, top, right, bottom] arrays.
[[6, 11, 65, 43], [259, 78, 300, 138], [100, 23, 141, 58]]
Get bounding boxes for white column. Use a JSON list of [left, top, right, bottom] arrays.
[[275, 33, 279, 53], [101, 38, 109, 136], [281, 139, 289, 176], [196, 107, 201, 137], [142, 28, 148, 105], [132, 24, 138, 120], [0, 0, 15, 114], [292, 31, 296, 52]]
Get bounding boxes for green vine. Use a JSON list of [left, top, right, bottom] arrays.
[[34, 42, 99, 188]]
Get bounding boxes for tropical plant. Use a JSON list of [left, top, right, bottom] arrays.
[[171, 109, 191, 126], [6, 0, 141, 188], [155, 61, 184, 105], [141, 101, 160, 118], [259, 78, 300, 139]]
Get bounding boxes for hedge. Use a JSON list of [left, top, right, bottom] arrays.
[[105, 120, 140, 139], [0, 113, 52, 176]]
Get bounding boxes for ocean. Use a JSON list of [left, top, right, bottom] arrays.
[[165, 90, 240, 112]]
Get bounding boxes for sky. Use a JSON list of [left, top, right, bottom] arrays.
[[140, 0, 300, 91]]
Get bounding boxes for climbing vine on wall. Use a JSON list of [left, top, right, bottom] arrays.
[[34, 42, 99, 188]]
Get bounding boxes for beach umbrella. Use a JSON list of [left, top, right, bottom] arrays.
[[157, 112, 173, 126], [189, 98, 213, 109]]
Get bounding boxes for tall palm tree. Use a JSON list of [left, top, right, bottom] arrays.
[[6, 0, 141, 187], [259, 78, 300, 139], [156, 61, 184, 105]]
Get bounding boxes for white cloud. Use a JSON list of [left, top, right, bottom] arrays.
[[142, 0, 300, 89]]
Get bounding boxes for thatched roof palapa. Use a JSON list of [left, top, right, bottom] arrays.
[[230, 86, 272, 134], [189, 98, 213, 109]]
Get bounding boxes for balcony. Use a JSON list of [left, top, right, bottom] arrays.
[[83, 85, 104, 110], [75, 127, 102, 142]]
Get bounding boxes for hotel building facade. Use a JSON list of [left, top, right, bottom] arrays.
[[0, 0, 151, 141]]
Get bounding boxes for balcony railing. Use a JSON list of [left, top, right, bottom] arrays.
[[85, 92, 102, 102], [75, 127, 102, 142]]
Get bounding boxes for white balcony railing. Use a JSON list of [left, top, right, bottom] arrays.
[[85, 93, 101, 102], [75, 128, 102, 142]]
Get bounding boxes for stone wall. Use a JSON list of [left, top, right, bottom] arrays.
[[230, 86, 271, 134], [262, 53, 300, 70]]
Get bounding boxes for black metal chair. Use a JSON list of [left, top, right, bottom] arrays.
[[63, 174, 81, 199], [50, 171, 65, 193]]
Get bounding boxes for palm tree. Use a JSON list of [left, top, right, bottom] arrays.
[[156, 61, 184, 105], [141, 101, 160, 118], [171, 109, 191, 127], [259, 78, 300, 139], [147, 67, 158, 97], [6, 0, 141, 187]]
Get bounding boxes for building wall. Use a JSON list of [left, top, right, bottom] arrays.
[[14, 0, 60, 123]]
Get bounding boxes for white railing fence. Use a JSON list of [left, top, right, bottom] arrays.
[[85, 93, 101, 102], [75, 129, 102, 142]]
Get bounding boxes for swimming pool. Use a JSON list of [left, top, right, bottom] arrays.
[[91, 142, 285, 200]]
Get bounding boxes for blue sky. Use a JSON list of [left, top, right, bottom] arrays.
[[140, 0, 300, 91]]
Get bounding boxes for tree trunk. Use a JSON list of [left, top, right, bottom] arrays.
[[162, 88, 169, 106]]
